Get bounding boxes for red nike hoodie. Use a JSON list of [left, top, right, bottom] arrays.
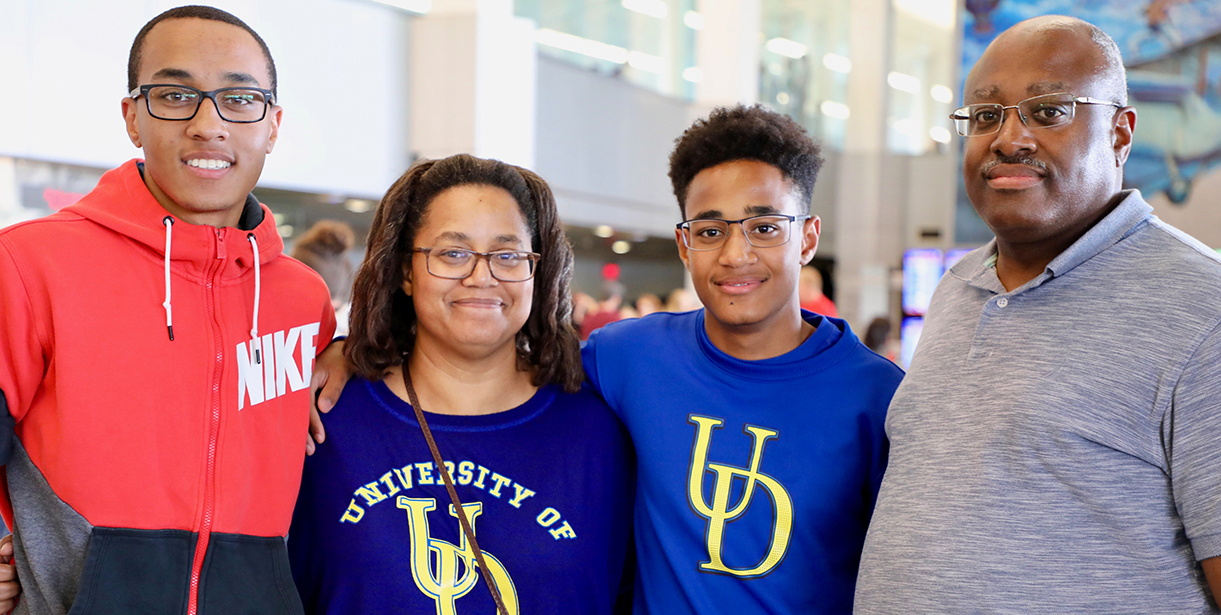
[[0, 160, 336, 615]]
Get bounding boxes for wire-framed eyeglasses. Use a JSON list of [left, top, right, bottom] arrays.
[[413, 247, 541, 282], [950, 92, 1122, 137], [676, 214, 809, 251], [129, 84, 276, 123]]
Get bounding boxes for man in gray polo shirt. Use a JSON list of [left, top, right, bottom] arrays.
[[854, 15, 1221, 613]]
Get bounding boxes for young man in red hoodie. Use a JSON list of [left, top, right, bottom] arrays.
[[0, 6, 335, 614]]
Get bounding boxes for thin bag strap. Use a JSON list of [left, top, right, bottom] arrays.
[[402, 365, 510, 615]]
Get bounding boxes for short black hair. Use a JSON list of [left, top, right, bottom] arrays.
[[128, 6, 277, 97], [668, 104, 823, 216]]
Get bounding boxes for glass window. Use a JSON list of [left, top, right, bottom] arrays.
[[886, 0, 957, 155], [759, 0, 852, 150], [516, 0, 699, 100]]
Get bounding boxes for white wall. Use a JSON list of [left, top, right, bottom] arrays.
[[0, 0, 412, 199], [534, 56, 691, 237]]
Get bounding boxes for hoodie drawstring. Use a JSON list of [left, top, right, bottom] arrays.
[[247, 233, 262, 364], [159, 222, 263, 353], [162, 216, 175, 341]]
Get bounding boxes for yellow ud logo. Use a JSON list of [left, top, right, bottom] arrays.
[[396, 496, 520, 615], [686, 415, 794, 578]]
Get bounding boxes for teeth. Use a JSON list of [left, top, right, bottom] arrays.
[[186, 159, 232, 170]]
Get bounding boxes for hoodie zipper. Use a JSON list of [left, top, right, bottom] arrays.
[[187, 227, 228, 615]]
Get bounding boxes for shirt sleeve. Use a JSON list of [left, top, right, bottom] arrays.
[[0, 238, 48, 432], [580, 333, 604, 398], [1168, 319, 1221, 562], [318, 294, 338, 354], [0, 236, 51, 527], [865, 364, 901, 516]]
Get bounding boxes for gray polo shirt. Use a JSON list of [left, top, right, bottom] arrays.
[[855, 190, 1221, 614]]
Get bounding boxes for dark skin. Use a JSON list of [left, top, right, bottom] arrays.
[[1206, 558, 1221, 608], [964, 16, 1219, 602], [0, 535, 17, 612], [962, 17, 1135, 291]]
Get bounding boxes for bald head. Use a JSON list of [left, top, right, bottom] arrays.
[[959, 15, 1138, 268], [970, 16, 1126, 105]]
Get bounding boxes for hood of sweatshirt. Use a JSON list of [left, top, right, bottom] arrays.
[[62, 159, 284, 344], [63, 159, 284, 277]]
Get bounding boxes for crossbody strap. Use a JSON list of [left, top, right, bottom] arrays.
[[402, 365, 510, 615]]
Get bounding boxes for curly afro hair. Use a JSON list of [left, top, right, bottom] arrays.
[[668, 104, 823, 216]]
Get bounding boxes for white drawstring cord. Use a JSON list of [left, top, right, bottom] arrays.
[[162, 216, 174, 341], [247, 233, 262, 364]]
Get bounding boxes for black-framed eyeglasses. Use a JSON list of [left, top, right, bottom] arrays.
[[950, 92, 1122, 137], [413, 247, 541, 282], [676, 214, 810, 251], [129, 84, 276, 123]]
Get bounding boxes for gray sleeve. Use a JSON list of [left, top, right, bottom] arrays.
[[1168, 319, 1221, 562]]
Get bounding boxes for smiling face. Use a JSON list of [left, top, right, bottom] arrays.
[[962, 19, 1133, 249], [676, 160, 819, 344], [403, 184, 534, 360], [122, 17, 281, 228]]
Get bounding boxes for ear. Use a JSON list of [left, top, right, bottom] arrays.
[[122, 97, 142, 148], [400, 260, 414, 297], [1112, 106, 1137, 166], [675, 227, 692, 272], [798, 216, 821, 265], [265, 105, 283, 154]]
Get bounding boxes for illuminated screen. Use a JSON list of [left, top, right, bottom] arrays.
[[903, 249, 944, 316], [900, 317, 923, 369], [945, 248, 974, 270]]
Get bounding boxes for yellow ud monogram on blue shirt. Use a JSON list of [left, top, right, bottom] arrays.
[[397, 496, 521, 615], [687, 414, 794, 577]]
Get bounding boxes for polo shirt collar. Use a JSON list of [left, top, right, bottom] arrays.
[[1044, 189, 1151, 278], [948, 190, 1153, 294]]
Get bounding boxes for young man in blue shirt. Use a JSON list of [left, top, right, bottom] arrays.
[[581, 105, 903, 614]]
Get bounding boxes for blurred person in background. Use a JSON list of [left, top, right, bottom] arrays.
[[288, 154, 633, 614], [580, 279, 625, 340], [663, 287, 701, 312], [799, 265, 838, 317], [0, 7, 336, 613], [862, 317, 897, 362], [582, 104, 903, 614], [634, 293, 662, 317], [570, 291, 598, 330], [292, 220, 356, 337]]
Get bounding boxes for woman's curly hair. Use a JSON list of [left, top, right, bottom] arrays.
[[668, 104, 824, 217], [345, 154, 583, 392]]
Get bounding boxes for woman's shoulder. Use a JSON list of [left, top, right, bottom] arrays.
[[314, 375, 402, 436], [538, 383, 629, 441], [546, 382, 614, 414]]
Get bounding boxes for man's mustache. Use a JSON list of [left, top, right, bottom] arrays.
[[980, 156, 1047, 176]]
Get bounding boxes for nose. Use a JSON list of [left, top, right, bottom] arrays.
[[462, 254, 498, 287], [989, 105, 1036, 157], [186, 96, 229, 141], [717, 223, 756, 267]]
